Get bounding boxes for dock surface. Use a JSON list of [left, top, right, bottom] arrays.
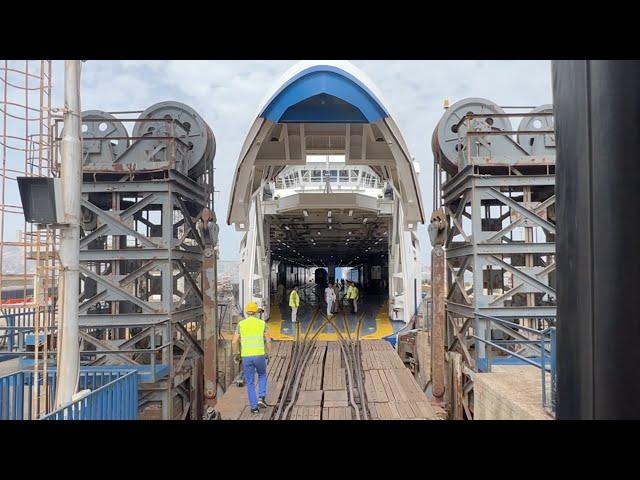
[[267, 296, 404, 341], [474, 365, 553, 420], [216, 339, 437, 420]]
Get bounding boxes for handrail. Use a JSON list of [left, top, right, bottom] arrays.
[[472, 335, 551, 371], [41, 370, 138, 420], [0, 368, 138, 420], [474, 312, 556, 336], [472, 313, 557, 415]]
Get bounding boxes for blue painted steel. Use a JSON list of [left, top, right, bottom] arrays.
[[0, 367, 138, 420], [261, 69, 388, 124], [42, 371, 137, 420], [25, 333, 46, 346], [0, 310, 36, 352]]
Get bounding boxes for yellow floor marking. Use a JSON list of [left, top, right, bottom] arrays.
[[267, 304, 294, 341], [360, 300, 394, 340], [268, 301, 394, 341]]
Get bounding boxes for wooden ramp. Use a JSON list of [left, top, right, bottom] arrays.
[[215, 340, 439, 420]]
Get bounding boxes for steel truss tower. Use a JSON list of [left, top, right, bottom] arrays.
[[432, 98, 557, 416], [58, 102, 216, 419]]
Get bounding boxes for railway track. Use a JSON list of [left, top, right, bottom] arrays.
[[328, 310, 369, 420], [271, 307, 328, 420], [271, 306, 370, 420]]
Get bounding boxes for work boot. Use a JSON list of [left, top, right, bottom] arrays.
[[257, 396, 267, 409], [251, 407, 260, 415]]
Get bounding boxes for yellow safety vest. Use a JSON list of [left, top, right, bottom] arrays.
[[347, 286, 359, 300], [289, 289, 300, 308], [238, 316, 266, 357]]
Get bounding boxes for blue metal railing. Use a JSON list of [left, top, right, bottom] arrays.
[[0, 309, 37, 352], [0, 368, 138, 420], [471, 314, 557, 415], [41, 371, 138, 420], [0, 370, 56, 420]]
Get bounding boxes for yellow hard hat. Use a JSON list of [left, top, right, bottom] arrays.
[[245, 302, 259, 314]]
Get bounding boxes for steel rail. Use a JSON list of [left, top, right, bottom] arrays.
[[280, 314, 330, 419], [325, 313, 364, 420], [342, 310, 352, 341], [272, 308, 320, 419], [353, 312, 369, 420]]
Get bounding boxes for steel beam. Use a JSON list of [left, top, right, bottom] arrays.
[[446, 242, 556, 258], [431, 245, 446, 398]]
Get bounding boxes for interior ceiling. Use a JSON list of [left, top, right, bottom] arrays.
[[269, 207, 389, 267], [253, 121, 397, 190]]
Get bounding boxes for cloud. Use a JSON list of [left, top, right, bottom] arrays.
[[49, 60, 551, 265]]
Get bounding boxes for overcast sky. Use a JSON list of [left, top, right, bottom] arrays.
[[47, 60, 552, 265]]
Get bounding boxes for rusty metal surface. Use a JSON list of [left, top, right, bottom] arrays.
[[431, 245, 446, 399], [202, 242, 218, 410]]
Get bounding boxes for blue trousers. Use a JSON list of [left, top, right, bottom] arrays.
[[242, 355, 267, 409]]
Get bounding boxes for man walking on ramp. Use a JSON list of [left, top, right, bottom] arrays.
[[232, 302, 272, 415]]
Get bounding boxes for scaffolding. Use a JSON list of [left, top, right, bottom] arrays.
[[432, 100, 557, 417], [0, 60, 58, 418], [46, 102, 217, 420]]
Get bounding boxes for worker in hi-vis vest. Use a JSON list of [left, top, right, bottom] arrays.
[[346, 281, 359, 314], [289, 286, 300, 323], [232, 302, 272, 415]]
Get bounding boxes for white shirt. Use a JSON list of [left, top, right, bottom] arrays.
[[325, 287, 336, 302]]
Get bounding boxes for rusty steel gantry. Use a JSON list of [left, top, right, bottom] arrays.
[[431, 98, 557, 418], [63, 102, 219, 419]]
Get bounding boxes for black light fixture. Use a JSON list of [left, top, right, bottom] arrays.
[[17, 177, 65, 225]]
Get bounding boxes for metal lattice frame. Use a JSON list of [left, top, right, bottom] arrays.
[[78, 171, 208, 419], [440, 112, 557, 416], [49, 112, 213, 420]]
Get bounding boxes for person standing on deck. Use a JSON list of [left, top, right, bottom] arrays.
[[232, 302, 272, 415], [289, 285, 300, 323], [352, 282, 359, 313], [332, 282, 340, 313], [325, 282, 337, 317], [346, 281, 359, 314]]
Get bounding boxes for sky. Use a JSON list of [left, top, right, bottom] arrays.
[[45, 60, 553, 265]]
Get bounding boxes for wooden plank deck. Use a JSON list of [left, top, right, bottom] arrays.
[[215, 339, 439, 420]]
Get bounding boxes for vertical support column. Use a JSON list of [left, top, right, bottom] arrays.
[[470, 183, 486, 363], [523, 186, 534, 330], [450, 351, 463, 420], [55, 60, 82, 409], [327, 260, 335, 283], [162, 190, 174, 420], [264, 216, 271, 319], [203, 241, 218, 411], [553, 60, 640, 419], [431, 245, 446, 399]]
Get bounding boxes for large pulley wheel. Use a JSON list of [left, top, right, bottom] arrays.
[[79, 110, 129, 164], [433, 98, 512, 175], [517, 104, 555, 156], [132, 101, 215, 178]]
